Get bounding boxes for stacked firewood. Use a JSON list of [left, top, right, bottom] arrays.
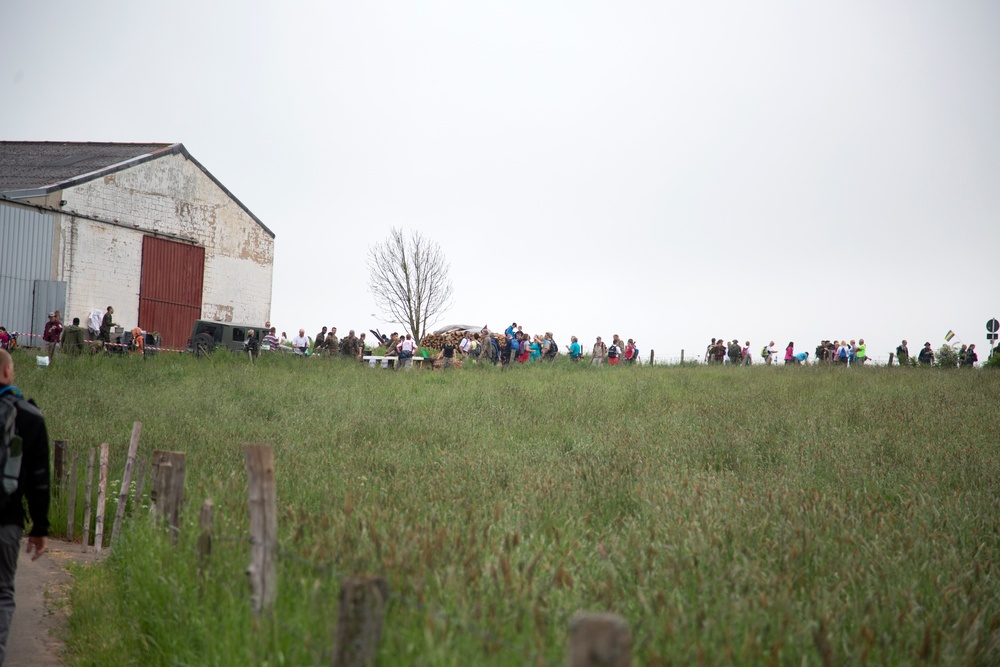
[[419, 330, 506, 351], [418, 330, 473, 351]]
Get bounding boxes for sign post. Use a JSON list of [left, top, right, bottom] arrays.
[[987, 319, 999, 357]]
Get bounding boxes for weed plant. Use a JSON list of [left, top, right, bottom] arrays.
[[11, 349, 1000, 665]]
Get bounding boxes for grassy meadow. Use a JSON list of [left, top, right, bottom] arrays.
[[10, 349, 1000, 666]]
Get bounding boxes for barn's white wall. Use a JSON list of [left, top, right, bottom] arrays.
[[56, 152, 273, 331]]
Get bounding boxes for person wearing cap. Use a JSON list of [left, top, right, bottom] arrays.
[[917, 342, 935, 365], [42, 312, 63, 360]]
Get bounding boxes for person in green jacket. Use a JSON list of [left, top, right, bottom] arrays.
[[60, 317, 88, 355], [855, 338, 867, 365]]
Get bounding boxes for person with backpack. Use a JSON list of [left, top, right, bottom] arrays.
[[624, 339, 638, 365], [761, 341, 776, 365], [0, 349, 51, 663], [592, 336, 607, 366], [727, 339, 742, 365], [837, 341, 851, 365], [544, 333, 558, 361], [607, 340, 621, 366], [742, 341, 752, 366]]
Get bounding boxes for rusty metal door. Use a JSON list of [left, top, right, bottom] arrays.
[[138, 236, 205, 349]]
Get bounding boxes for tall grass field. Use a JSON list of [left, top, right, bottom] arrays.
[[11, 350, 1000, 666]]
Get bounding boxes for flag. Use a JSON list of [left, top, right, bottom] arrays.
[[945, 330, 955, 342]]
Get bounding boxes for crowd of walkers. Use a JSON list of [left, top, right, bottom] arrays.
[[434, 324, 642, 369], [250, 322, 643, 370], [706, 338, 876, 366], [704, 337, 984, 367]]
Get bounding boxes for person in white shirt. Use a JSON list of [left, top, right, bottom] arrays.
[[459, 332, 472, 358], [397, 334, 417, 369], [291, 329, 309, 355], [764, 341, 777, 365]]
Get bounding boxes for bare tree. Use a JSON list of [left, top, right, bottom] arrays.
[[368, 228, 453, 344]]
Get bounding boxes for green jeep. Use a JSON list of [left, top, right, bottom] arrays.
[[187, 320, 279, 356]]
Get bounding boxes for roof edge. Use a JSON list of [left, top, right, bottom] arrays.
[[175, 145, 275, 239], [0, 143, 275, 240]]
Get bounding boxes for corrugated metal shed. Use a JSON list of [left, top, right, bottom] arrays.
[[0, 202, 60, 343]]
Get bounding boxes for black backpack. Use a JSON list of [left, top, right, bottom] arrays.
[[608, 345, 619, 359], [547, 339, 558, 357], [0, 387, 24, 508]]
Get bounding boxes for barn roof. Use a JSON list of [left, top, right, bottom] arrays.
[[0, 141, 273, 238]]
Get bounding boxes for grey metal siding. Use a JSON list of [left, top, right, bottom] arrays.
[[31, 280, 67, 344], [0, 202, 57, 343]]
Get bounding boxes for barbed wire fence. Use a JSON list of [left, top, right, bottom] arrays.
[[54, 434, 634, 667]]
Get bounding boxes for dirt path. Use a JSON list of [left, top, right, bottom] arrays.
[[6, 539, 98, 667]]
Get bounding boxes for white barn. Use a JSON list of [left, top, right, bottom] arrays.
[[0, 142, 274, 349]]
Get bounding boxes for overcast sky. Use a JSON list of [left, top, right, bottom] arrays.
[[3, 1, 998, 361]]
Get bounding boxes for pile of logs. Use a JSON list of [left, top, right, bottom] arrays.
[[419, 329, 508, 352], [418, 331, 470, 350]]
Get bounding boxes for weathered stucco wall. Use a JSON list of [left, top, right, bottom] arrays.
[[56, 152, 273, 332]]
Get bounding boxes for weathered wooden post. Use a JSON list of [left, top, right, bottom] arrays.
[[649, 350, 654, 365], [110, 421, 142, 546], [82, 447, 96, 549], [94, 443, 109, 554], [53, 440, 68, 490], [151, 450, 186, 543], [680, 349, 684, 364], [245, 444, 277, 616], [566, 612, 632, 667], [888, 353, 895, 366], [133, 456, 148, 512], [66, 453, 79, 541], [332, 576, 389, 667], [197, 498, 214, 583]]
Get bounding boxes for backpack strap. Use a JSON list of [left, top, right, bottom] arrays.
[[0, 386, 20, 401]]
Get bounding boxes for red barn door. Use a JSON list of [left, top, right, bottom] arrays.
[[138, 236, 205, 349]]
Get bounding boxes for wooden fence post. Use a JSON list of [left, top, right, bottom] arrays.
[[649, 350, 654, 365], [332, 576, 389, 667], [82, 447, 95, 549], [66, 453, 79, 541], [133, 456, 148, 513], [53, 440, 68, 490], [94, 443, 109, 554], [110, 421, 142, 546], [197, 498, 214, 582], [566, 612, 632, 667], [151, 450, 186, 543], [245, 444, 277, 616], [888, 353, 895, 366], [680, 349, 684, 364]]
